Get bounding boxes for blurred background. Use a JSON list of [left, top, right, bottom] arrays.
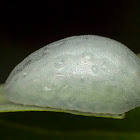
[[0, 1, 140, 139]]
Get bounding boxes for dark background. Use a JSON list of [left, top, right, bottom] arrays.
[[0, 1, 140, 139]]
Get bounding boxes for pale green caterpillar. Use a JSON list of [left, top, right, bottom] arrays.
[[1, 35, 140, 119]]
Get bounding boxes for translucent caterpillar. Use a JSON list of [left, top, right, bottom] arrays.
[[3, 35, 140, 118]]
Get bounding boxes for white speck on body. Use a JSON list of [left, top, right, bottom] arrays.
[[44, 86, 52, 91], [54, 61, 64, 69], [23, 72, 27, 77], [81, 52, 93, 64], [92, 65, 98, 74]]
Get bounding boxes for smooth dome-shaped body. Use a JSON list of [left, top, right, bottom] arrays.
[[4, 35, 140, 118]]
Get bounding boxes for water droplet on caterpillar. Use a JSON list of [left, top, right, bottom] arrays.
[[23, 72, 27, 77], [80, 76, 85, 83], [54, 61, 64, 69], [44, 86, 52, 91], [54, 57, 66, 69], [92, 65, 98, 74], [56, 72, 64, 77], [81, 52, 93, 64]]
